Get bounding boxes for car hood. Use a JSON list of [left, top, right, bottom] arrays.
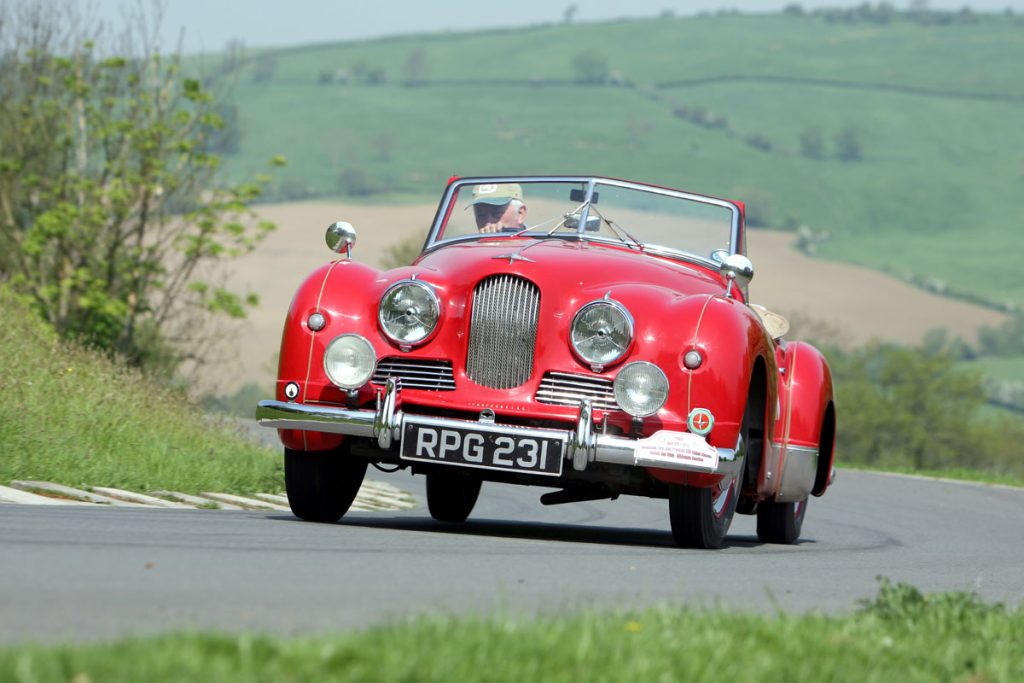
[[413, 238, 724, 302]]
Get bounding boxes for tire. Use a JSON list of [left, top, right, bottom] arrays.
[[669, 390, 760, 549], [668, 473, 741, 549], [426, 470, 482, 523], [756, 497, 808, 544], [284, 445, 367, 523]]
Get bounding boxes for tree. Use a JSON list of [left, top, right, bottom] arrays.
[[829, 343, 986, 470], [835, 124, 863, 162], [404, 47, 427, 85], [0, 1, 282, 373], [799, 127, 825, 159], [571, 50, 609, 85]]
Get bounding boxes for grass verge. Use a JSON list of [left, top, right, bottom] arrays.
[[1, 581, 1021, 682], [837, 463, 1024, 489], [0, 286, 281, 494]]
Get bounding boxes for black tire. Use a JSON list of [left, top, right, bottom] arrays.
[[284, 445, 367, 523], [756, 497, 808, 544], [669, 388, 761, 549], [426, 470, 482, 523], [668, 474, 741, 549]]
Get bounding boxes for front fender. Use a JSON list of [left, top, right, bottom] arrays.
[[275, 259, 382, 451], [647, 295, 777, 486]]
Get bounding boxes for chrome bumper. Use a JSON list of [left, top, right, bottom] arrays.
[[256, 379, 739, 475]]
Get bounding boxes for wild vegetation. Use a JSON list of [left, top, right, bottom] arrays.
[[0, 1, 281, 377], [2, 581, 1021, 681], [0, 283, 280, 494]]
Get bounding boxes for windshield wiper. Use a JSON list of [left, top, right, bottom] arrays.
[[588, 205, 644, 250]]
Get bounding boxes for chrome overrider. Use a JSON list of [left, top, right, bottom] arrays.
[[256, 379, 740, 475]]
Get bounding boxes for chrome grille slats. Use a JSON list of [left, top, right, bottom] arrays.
[[536, 371, 618, 411], [466, 275, 540, 389], [372, 357, 455, 391]]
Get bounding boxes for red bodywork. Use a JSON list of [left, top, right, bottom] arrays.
[[271, 181, 836, 502]]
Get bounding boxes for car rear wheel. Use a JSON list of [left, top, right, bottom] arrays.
[[756, 497, 808, 544], [426, 470, 482, 523], [284, 445, 367, 523]]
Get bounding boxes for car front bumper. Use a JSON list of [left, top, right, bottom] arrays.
[[256, 379, 740, 476]]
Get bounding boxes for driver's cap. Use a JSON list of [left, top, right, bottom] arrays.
[[471, 183, 523, 205]]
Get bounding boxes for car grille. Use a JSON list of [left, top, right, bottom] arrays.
[[535, 372, 619, 411], [372, 357, 455, 391], [466, 274, 540, 389]]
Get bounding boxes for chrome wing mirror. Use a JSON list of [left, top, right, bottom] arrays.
[[326, 221, 357, 259], [719, 254, 754, 298]]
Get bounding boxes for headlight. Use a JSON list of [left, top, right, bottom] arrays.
[[378, 280, 440, 346], [570, 299, 633, 369], [614, 362, 669, 417], [323, 334, 376, 389]]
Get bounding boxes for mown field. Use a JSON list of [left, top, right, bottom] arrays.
[[207, 10, 1024, 310]]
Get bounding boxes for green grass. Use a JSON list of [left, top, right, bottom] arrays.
[[966, 355, 1024, 384], [0, 286, 281, 494], [206, 10, 1024, 313], [2, 581, 1021, 681], [838, 463, 1024, 488]]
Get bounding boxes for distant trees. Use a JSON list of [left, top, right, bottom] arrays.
[[834, 125, 863, 162], [827, 343, 1024, 475], [799, 124, 863, 162]]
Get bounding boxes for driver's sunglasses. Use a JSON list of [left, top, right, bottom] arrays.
[[473, 202, 508, 228]]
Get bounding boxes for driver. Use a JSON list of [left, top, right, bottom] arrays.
[[472, 183, 528, 233]]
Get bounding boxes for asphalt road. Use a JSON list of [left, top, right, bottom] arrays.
[[1, 470, 1022, 644]]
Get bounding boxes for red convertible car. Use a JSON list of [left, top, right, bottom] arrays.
[[256, 176, 836, 548]]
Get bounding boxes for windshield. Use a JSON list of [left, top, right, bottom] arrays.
[[430, 177, 740, 264]]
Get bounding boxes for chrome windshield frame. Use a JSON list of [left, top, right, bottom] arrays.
[[423, 176, 743, 268]]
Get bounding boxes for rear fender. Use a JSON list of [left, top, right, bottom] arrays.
[[770, 341, 835, 501]]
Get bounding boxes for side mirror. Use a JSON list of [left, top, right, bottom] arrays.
[[326, 221, 357, 258], [719, 253, 754, 297]]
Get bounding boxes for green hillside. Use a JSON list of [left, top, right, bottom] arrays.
[[210, 9, 1024, 310]]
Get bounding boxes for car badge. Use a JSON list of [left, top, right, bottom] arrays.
[[492, 252, 534, 264], [687, 408, 714, 436]]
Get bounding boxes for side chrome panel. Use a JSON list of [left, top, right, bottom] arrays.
[[775, 445, 818, 502]]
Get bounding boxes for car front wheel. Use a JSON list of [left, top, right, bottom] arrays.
[[668, 472, 740, 549], [284, 445, 367, 523], [426, 470, 482, 523]]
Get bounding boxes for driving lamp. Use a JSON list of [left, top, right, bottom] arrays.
[[323, 334, 376, 389], [613, 362, 669, 417]]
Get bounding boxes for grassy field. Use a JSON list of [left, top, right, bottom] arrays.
[[209, 10, 1024, 311], [2, 581, 1021, 681], [0, 286, 281, 494]]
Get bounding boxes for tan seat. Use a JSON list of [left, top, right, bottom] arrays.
[[748, 303, 790, 340]]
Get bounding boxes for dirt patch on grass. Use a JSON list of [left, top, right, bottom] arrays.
[[204, 201, 1007, 395]]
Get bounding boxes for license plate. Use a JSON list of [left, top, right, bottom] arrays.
[[400, 420, 564, 477]]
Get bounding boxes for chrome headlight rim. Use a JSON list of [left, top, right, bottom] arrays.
[[322, 333, 377, 390], [378, 279, 442, 347], [569, 298, 635, 370], [613, 361, 669, 418]]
